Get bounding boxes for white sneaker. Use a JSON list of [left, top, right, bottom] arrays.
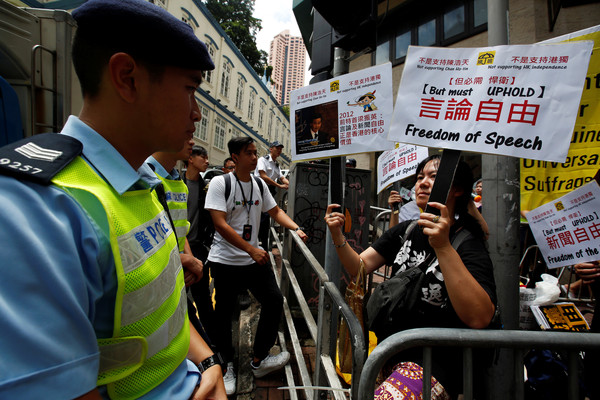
[[251, 352, 290, 378], [223, 362, 236, 395]]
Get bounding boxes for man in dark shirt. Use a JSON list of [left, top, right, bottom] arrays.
[[184, 145, 217, 343]]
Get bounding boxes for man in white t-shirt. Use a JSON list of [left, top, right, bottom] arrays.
[[255, 141, 289, 248], [205, 136, 307, 395]]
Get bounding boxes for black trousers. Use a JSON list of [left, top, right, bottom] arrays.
[[210, 260, 283, 363], [188, 242, 217, 345]]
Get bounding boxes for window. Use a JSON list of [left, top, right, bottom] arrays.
[[220, 61, 232, 98], [258, 101, 265, 129], [267, 112, 273, 140], [231, 127, 241, 138], [248, 91, 256, 121], [150, 0, 167, 9], [473, 0, 487, 27], [373, 0, 487, 67], [235, 75, 245, 110], [195, 105, 209, 142], [375, 40, 390, 65], [214, 117, 226, 150], [395, 31, 411, 60], [202, 44, 215, 84], [444, 6, 465, 39], [418, 19, 436, 46]]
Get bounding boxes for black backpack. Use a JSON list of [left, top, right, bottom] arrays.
[[222, 173, 264, 200], [366, 222, 472, 340]]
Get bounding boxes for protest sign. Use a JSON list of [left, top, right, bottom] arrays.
[[389, 42, 592, 162], [290, 63, 394, 161], [526, 181, 600, 269], [377, 143, 428, 194], [521, 24, 600, 214]]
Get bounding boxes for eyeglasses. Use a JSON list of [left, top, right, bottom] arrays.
[[224, 166, 235, 170]]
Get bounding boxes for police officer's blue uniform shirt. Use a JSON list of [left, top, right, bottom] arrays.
[[144, 155, 181, 181], [0, 116, 200, 399]]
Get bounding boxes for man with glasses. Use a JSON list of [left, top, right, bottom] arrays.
[[222, 157, 235, 173]]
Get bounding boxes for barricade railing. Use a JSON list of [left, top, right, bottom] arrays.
[[269, 226, 367, 400], [369, 206, 390, 243], [520, 244, 596, 304], [358, 327, 600, 400]]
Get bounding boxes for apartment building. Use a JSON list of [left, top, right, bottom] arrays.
[[269, 30, 306, 106], [13, 0, 292, 168]]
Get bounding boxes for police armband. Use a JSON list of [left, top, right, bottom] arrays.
[[0, 133, 82, 185]]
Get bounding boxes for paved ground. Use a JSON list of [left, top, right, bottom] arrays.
[[228, 295, 319, 400], [228, 246, 319, 400]]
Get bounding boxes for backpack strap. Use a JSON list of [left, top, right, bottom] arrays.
[[224, 173, 231, 200], [224, 173, 264, 201], [400, 220, 419, 243], [253, 176, 264, 197], [451, 228, 472, 250]]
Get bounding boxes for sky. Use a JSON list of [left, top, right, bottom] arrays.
[[253, 0, 311, 85]]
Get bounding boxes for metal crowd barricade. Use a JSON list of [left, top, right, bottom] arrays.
[[358, 328, 600, 400], [269, 227, 367, 400], [519, 244, 596, 304]]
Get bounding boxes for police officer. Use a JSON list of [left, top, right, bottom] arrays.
[[0, 0, 225, 399]]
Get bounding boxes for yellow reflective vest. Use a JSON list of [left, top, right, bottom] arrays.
[[52, 157, 189, 400], [153, 172, 190, 253]]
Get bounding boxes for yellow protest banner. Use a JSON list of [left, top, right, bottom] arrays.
[[520, 25, 600, 213]]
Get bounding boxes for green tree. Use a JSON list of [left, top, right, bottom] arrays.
[[205, 0, 267, 75]]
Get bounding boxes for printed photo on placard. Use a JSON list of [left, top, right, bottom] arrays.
[[295, 101, 339, 155]]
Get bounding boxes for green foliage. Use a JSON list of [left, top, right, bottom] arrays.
[[205, 0, 267, 75], [281, 105, 290, 118]]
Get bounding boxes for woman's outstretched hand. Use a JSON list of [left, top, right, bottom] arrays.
[[418, 202, 451, 249], [324, 203, 345, 232]]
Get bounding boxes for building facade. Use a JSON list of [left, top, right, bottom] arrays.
[[296, 0, 600, 177], [269, 30, 306, 106], [13, 0, 292, 168]]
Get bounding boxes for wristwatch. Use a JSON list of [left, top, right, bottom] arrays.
[[197, 352, 225, 373]]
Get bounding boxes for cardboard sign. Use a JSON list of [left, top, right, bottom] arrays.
[[377, 143, 428, 194], [521, 24, 600, 213], [290, 63, 395, 161], [526, 180, 600, 268], [390, 42, 592, 162]]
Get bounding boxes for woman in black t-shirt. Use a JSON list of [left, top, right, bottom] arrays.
[[325, 154, 496, 398]]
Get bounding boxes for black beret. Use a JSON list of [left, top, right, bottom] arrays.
[[72, 0, 214, 71]]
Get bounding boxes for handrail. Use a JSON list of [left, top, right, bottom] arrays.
[[358, 328, 600, 400], [31, 44, 58, 135], [271, 227, 367, 400]]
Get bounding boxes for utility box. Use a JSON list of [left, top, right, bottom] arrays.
[[287, 162, 371, 309]]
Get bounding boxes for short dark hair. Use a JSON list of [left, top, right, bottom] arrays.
[[71, 0, 214, 98], [72, 33, 165, 97], [191, 145, 207, 157], [223, 157, 234, 167], [311, 113, 322, 122], [228, 136, 254, 156], [416, 154, 481, 237]]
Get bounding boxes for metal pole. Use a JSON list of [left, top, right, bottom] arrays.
[[484, 1, 520, 399], [324, 47, 350, 362]]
